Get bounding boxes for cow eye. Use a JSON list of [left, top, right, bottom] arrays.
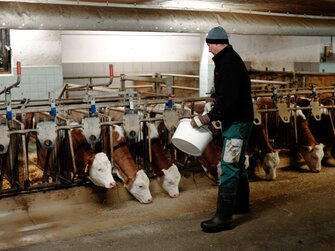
[[97, 167, 102, 171], [138, 185, 143, 189]]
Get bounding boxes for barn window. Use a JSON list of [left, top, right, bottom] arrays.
[[0, 29, 11, 74]]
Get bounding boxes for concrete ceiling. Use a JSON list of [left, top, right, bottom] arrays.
[[0, 0, 334, 35]]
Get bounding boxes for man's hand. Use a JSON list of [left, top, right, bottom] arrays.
[[205, 96, 216, 103], [190, 114, 211, 128]]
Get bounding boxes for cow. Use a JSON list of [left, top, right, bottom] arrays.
[[100, 124, 153, 204], [294, 112, 324, 172], [66, 127, 116, 188], [296, 96, 335, 167], [246, 123, 280, 180], [197, 142, 221, 184], [138, 119, 181, 198], [150, 136, 181, 198]]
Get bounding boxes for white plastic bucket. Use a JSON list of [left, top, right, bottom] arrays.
[[172, 118, 213, 156]]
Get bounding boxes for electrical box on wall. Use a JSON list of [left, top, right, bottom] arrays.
[[324, 45, 333, 57], [321, 45, 334, 62]]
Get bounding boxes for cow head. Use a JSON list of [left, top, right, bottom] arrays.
[[128, 170, 153, 204], [162, 164, 181, 198], [263, 151, 280, 180], [300, 143, 324, 172], [88, 152, 116, 189]]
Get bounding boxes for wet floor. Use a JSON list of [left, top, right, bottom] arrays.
[[1, 164, 335, 251]]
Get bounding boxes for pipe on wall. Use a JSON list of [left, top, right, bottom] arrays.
[[0, 2, 335, 36]]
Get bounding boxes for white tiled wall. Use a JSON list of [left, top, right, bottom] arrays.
[[0, 66, 63, 100]]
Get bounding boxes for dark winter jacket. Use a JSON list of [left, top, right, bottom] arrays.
[[207, 45, 254, 127]]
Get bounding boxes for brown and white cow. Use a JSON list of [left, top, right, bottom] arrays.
[[296, 97, 335, 167], [100, 124, 153, 204], [196, 140, 221, 184], [69, 127, 116, 188], [246, 123, 280, 180], [294, 111, 324, 172]]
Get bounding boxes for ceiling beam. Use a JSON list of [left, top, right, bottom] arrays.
[[0, 2, 334, 36]]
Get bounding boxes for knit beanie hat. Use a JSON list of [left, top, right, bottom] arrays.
[[206, 26, 229, 44]]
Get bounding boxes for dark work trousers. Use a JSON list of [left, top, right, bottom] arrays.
[[219, 122, 253, 189]]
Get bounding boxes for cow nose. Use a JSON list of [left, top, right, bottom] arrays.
[[89, 135, 97, 142], [171, 192, 179, 198], [147, 197, 153, 203], [44, 139, 53, 147], [110, 181, 116, 188]]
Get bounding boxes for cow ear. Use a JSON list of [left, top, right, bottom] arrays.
[[115, 169, 125, 181], [301, 145, 313, 152]]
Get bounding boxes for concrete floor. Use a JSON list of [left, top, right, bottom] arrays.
[[1, 164, 335, 251]]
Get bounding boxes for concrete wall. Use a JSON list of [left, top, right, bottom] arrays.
[[231, 34, 321, 71], [61, 31, 201, 93], [1, 29, 334, 100]]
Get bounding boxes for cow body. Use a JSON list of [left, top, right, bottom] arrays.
[[104, 125, 153, 204], [296, 97, 335, 167], [197, 140, 221, 184], [294, 115, 324, 172], [246, 123, 280, 180]]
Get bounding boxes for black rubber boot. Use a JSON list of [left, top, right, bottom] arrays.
[[234, 174, 250, 214], [201, 187, 235, 233]]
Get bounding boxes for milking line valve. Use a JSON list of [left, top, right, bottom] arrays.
[[2, 62, 22, 126], [165, 93, 175, 110], [89, 94, 97, 116], [311, 85, 318, 99], [271, 87, 278, 107], [49, 92, 57, 120], [123, 89, 140, 140], [5, 90, 12, 121], [124, 89, 139, 113]]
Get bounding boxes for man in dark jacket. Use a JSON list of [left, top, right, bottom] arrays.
[[191, 26, 254, 232]]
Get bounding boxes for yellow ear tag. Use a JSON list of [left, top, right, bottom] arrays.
[[84, 163, 89, 174]]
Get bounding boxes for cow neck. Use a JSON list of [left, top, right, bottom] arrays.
[[116, 165, 136, 188], [296, 116, 317, 147], [113, 141, 127, 152], [151, 138, 171, 176], [112, 145, 137, 185], [75, 147, 95, 176]]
